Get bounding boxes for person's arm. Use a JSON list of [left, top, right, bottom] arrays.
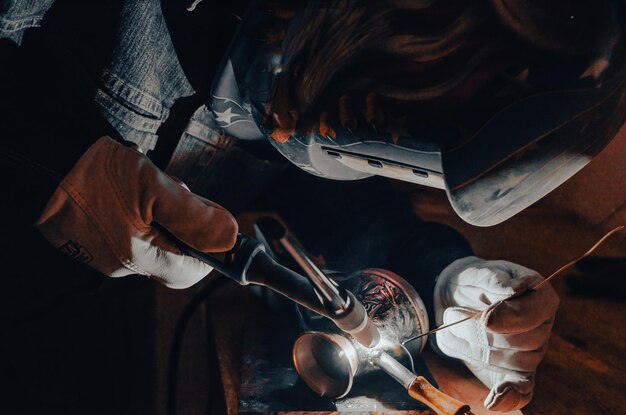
[[1, 24, 239, 288]]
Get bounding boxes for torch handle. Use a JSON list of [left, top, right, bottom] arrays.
[[408, 376, 471, 415], [372, 351, 471, 415]]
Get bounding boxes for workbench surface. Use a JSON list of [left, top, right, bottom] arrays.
[[211, 283, 437, 414], [204, 196, 626, 415]]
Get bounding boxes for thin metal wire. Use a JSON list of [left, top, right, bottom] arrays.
[[402, 225, 624, 345], [399, 342, 417, 374], [533, 225, 624, 290]]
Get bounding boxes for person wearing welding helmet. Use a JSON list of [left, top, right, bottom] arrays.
[[0, 0, 623, 413]]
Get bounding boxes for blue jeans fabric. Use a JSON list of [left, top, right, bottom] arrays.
[[0, 0, 55, 45], [1, 0, 242, 152], [2, 0, 167, 148]]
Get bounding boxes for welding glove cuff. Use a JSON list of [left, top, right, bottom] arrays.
[[35, 136, 238, 288], [433, 256, 559, 412]]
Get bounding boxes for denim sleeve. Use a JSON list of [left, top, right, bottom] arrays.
[[0, 0, 55, 45]]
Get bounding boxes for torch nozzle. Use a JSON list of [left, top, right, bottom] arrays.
[[332, 294, 380, 348], [279, 233, 381, 348]]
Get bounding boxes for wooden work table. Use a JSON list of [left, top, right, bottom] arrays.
[[201, 193, 626, 415], [207, 281, 507, 415]]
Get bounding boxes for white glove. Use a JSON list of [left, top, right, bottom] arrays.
[[35, 136, 238, 289], [433, 256, 559, 412]]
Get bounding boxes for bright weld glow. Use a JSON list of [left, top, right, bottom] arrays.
[[357, 335, 400, 359], [375, 336, 398, 351], [363, 335, 383, 350]]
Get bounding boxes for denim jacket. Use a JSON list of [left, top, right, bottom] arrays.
[[0, 0, 261, 210], [2, 0, 234, 147]]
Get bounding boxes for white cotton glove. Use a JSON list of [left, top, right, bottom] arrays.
[[35, 136, 238, 289], [433, 256, 559, 412]]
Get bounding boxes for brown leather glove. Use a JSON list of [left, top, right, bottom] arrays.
[[35, 136, 238, 288]]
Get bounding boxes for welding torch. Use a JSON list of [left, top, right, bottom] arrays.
[[179, 229, 380, 348]]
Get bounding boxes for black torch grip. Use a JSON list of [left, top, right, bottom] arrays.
[[179, 234, 329, 316], [179, 234, 265, 284]]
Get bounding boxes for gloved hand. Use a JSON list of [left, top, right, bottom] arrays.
[[35, 136, 238, 289], [433, 256, 559, 412]]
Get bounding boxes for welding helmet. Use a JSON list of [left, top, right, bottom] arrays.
[[210, 0, 626, 226]]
